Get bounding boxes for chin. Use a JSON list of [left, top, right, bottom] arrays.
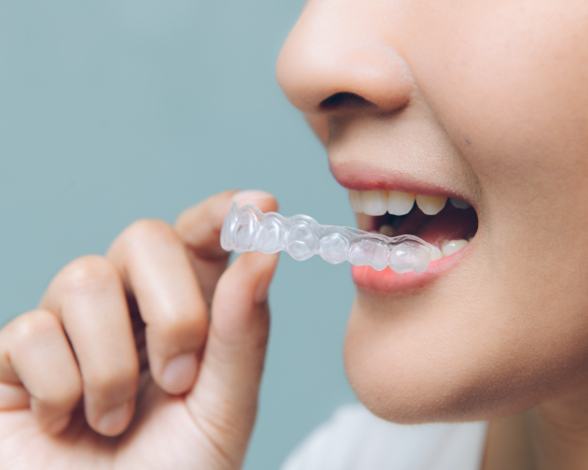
[[341, 289, 588, 425]]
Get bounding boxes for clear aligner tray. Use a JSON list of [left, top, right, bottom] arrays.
[[220, 204, 436, 273]]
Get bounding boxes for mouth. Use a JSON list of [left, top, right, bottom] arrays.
[[332, 166, 479, 294], [351, 189, 478, 257]]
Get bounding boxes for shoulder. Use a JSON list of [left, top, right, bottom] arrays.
[[281, 403, 488, 470]]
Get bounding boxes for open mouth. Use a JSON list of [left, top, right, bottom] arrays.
[[350, 190, 478, 260]]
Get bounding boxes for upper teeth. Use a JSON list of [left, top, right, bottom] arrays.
[[415, 194, 447, 215], [360, 190, 388, 216], [387, 190, 414, 216], [349, 190, 469, 216]]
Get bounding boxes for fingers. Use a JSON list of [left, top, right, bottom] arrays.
[[175, 190, 239, 263], [40, 256, 139, 436], [0, 310, 82, 434], [0, 189, 279, 447], [108, 220, 208, 395], [186, 251, 279, 462], [175, 190, 278, 302]]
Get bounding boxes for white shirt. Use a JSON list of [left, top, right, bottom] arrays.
[[282, 404, 488, 470]]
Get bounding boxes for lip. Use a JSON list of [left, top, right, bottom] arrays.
[[351, 239, 474, 294], [329, 160, 474, 206]]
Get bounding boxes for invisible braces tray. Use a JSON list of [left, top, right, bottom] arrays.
[[220, 204, 436, 273]]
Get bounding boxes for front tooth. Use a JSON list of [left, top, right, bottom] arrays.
[[416, 194, 447, 215], [349, 190, 362, 213], [441, 239, 468, 256], [387, 191, 415, 216], [361, 190, 388, 216], [449, 198, 471, 210]]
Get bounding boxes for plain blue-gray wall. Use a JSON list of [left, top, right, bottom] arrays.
[[0, 1, 357, 468]]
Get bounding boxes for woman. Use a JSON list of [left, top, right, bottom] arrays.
[[2, 1, 588, 468]]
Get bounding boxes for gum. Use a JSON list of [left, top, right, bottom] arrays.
[[220, 204, 435, 273]]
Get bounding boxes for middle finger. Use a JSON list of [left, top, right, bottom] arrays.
[[108, 219, 209, 396]]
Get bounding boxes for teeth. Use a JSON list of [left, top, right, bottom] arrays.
[[361, 190, 388, 216], [441, 239, 469, 257], [415, 194, 447, 215], [449, 198, 470, 210], [348, 191, 472, 261], [379, 224, 396, 237], [350, 190, 450, 217], [429, 245, 443, 261], [387, 191, 415, 216], [222, 204, 474, 272]]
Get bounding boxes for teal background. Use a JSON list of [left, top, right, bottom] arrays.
[[0, 1, 357, 468]]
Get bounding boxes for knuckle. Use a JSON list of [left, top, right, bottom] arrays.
[[156, 303, 209, 341], [36, 378, 82, 411], [84, 363, 139, 397], [122, 218, 177, 248], [175, 191, 232, 227], [10, 309, 59, 344], [59, 255, 118, 294]]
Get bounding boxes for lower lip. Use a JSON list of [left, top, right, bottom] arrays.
[[351, 242, 473, 294]]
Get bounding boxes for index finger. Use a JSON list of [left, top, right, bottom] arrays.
[[175, 190, 278, 301]]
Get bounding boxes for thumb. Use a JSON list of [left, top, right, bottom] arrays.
[[185, 250, 279, 466]]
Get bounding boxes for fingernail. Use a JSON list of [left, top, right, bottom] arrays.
[[232, 190, 273, 208], [161, 353, 198, 394], [47, 414, 70, 434], [97, 400, 132, 436]]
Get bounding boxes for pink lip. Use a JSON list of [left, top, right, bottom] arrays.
[[329, 160, 472, 204], [351, 241, 474, 294]]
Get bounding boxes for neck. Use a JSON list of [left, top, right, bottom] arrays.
[[483, 380, 588, 470]]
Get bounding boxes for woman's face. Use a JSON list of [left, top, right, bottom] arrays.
[[276, 0, 588, 423]]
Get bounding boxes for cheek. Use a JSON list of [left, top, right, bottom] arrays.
[[328, 0, 588, 422], [414, 0, 588, 196], [408, 0, 588, 200]]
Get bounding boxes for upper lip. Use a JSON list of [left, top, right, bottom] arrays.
[[328, 160, 474, 206]]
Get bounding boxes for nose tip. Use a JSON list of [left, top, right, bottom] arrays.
[[276, 21, 414, 115]]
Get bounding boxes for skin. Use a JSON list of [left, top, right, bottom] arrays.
[[0, 190, 279, 469], [2, 1, 588, 469]]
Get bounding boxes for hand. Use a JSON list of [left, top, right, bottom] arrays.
[[0, 190, 279, 470]]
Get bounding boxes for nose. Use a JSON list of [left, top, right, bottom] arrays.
[[276, 3, 414, 115]]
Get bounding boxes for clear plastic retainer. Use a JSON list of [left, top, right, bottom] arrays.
[[220, 203, 436, 274]]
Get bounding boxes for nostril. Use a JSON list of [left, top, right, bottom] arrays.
[[319, 92, 375, 111]]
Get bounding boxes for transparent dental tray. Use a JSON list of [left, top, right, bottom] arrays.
[[220, 204, 436, 273]]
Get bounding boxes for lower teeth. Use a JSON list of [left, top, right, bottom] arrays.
[[379, 224, 396, 237], [377, 226, 470, 260], [441, 239, 469, 256]]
